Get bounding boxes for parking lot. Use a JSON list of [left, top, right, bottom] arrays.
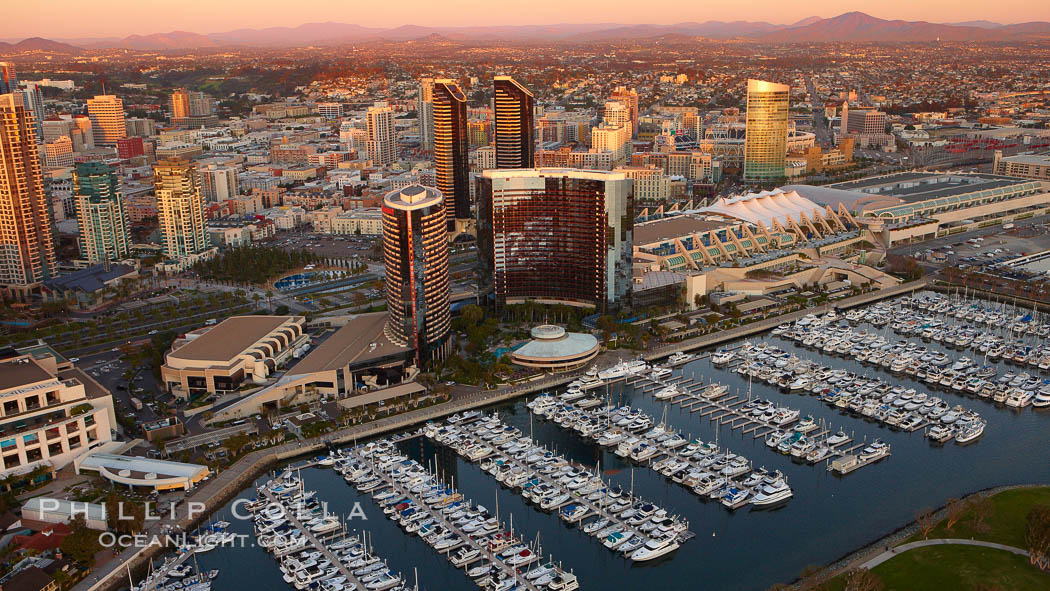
[[916, 221, 1050, 270], [269, 231, 381, 263]]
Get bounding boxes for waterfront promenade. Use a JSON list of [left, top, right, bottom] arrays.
[[73, 279, 928, 591], [861, 538, 1029, 569]]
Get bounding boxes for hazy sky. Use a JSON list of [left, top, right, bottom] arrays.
[[6, 0, 1050, 39]]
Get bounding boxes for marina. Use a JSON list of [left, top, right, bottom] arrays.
[[425, 414, 695, 555], [341, 439, 580, 590], [252, 470, 408, 591], [529, 381, 801, 508], [177, 292, 1050, 590]]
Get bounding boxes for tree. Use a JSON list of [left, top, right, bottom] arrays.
[[60, 515, 103, 564], [916, 507, 936, 539], [1025, 504, 1050, 571], [842, 568, 883, 591], [105, 494, 145, 535], [461, 304, 484, 326], [971, 496, 995, 533], [945, 497, 965, 530]]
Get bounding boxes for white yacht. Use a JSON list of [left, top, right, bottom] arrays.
[[751, 479, 793, 506], [629, 536, 681, 562]]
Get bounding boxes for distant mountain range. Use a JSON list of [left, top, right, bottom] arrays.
[[3, 12, 1050, 52], [0, 37, 82, 53], [757, 12, 1050, 42]]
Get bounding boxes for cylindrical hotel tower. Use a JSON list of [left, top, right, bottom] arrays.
[[382, 185, 452, 364]]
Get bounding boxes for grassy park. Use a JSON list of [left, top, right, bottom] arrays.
[[811, 486, 1050, 591]]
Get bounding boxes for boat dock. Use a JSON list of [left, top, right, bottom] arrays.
[[427, 416, 695, 551], [257, 486, 369, 590], [343, 447, 555, 590], [627, 372, 864, 461]]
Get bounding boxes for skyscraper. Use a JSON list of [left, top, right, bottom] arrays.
[[169, 88, 217, 127], [170, 89, 191, 119], [743, 79, 790, 181], [201, 165, 238, 202], [477, 168, 633, 312], [0, 62, 16, 94], [431, 80, 470, 225], [610, 86, 639, 138], [0, 93, 55, 296], [382, 185, 451, 364], [74, 162, 131, 263], [154, 158, 208, 258], [493, 76, 534, 169], [86, 95, 127, 146], [366, 102, 397, 166], [603, 101, 632, 135], [417, 78, 435, 151], [0, 64, 44, 142]]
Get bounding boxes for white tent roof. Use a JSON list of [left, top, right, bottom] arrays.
[[691, 188, 824, 228]]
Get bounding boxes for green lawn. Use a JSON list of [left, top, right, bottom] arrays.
[[871, 545, 1050, 590], [907, 487, 1050, 548]]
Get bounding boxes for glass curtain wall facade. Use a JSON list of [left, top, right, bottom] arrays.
[[382, 185, 452, 364], [743, 79, 790, 181], [478, 169, 633, 313], [74, 162, 131, 262], [493, 76, 534, 169], [432, 80, 470, 225]]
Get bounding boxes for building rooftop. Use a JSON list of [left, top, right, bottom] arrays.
[[290, 312, 410, 375], [168, 316, 294, 362], [633, 215, 731, 246], [43, 264, 136, 294], [999, 154, 1050, 166], [0, 358, 54, 394], [512, 325, 599, 361], [77, 453, 208, 481], [22, 497, 106, 523]]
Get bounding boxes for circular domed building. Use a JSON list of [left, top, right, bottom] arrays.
[[511, 325, 599, 373]]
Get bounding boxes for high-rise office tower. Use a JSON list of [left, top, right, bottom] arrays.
[[493, 76, 534, 169], [0, 93, 55, 295], [86, 95, 127, 146], [0, 65, 44, 142], [366, 102, 397, 166], [477, 168, 633, 312], [43, 136, 74, 169], [0, 62, 16, 94], [169, 88, 216, 128], [610, 86, 639, 137], [431, 80, 470, 225], [201, 165, 239, 202], [170, 89, 191, 119], [743, 79, 790, 181], [845, 107, 887, 135], [603, 101, 632, 135], [417, 78, 435, 151], [382, 185, 451, 364], [73, 115, 94, 149], [154, 158, 207, 258], [74, 162, 131, 263]]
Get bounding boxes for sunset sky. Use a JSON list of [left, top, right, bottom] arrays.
[[5, 0, 1050, 39]]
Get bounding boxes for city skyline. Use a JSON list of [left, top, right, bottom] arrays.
[[4, 2, 1050, 40]]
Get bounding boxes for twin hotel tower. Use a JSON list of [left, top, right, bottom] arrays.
[[383, 76, 633, 365]]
